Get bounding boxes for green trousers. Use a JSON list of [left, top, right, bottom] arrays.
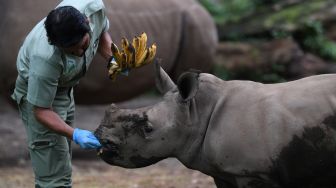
[[18, 95, 74, 188]]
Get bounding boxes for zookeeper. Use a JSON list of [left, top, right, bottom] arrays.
[[11, 0, 112, 187]]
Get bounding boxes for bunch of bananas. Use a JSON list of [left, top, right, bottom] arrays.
[[108, 32, 157, 80]]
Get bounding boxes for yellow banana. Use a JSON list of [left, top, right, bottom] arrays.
[[127, 44, 136, 68], [136, 33, 147, 62], [135, 49, 148, 68], [120, 53, 127, 70], [108, 32, 157, 80], [132, 36, 140, 53], [121, 37, 129, 52], [111, 42, 123, 66], [122, 37, 137, 68], [143, 43, 157, 65]]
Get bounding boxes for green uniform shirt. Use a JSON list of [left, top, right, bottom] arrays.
[[12, 0, 109, 108]]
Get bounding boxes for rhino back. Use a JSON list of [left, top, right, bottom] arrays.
[[194, 74, 336, 186]]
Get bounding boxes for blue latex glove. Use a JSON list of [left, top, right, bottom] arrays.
[[73, 128, 102, 149]]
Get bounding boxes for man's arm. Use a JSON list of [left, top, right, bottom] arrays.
[[34, 106, 74, 139], [98, 31, 112, 61], [34, 106, 101, 149]]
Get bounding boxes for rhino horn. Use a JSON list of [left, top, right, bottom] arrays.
[[155, 60, 176, 94]]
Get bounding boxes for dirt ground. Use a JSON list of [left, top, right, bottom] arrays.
[[0, 159, 215, 188]]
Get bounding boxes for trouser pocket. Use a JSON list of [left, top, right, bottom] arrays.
[[29, 134, 72, 178], [29, 134, 72, 187]]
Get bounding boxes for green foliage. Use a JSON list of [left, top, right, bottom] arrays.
[[213, 64, 286, 83], [271, 29, 291, 39], [198, 0, 225, 23], [198, 0, 256, 24], [299, 21, 336, 61], [200, 0, 336, 81], [303, 36, 336, 61], [212, 64, 235, 80], [264, 2, 325, 30]]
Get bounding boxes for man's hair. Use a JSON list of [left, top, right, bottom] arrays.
[[45, 6, 90, 48]]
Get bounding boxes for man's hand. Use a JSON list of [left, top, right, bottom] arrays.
[[108, 32, 157, 80], [73, 128, 102, 149]]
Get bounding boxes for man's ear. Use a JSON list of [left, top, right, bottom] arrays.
[[177, 71, 199, 101], [155, 60, 176, 94]]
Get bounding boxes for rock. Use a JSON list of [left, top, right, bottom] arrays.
[[288, 53, 336, 79], [215, 38, 303, 72], [215, 38, 336, 81]]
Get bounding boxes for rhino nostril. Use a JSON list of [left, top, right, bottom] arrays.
[[101, 139, 119, 152], [102, 139, 115, 146], [102, 139, 110, 144], [94, 128, 102, 138]]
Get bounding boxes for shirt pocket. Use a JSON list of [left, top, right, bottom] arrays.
[[59, 58, 85, 87]]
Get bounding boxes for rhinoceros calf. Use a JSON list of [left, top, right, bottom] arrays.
[[95, 63, 336, 188]]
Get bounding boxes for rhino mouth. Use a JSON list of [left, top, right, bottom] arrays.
[[100, 139, 119, 154], [96, 138, 124, 166], [94, 128, 120, 158]]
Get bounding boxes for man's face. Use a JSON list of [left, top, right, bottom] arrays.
[[62, 33, 90, 57]]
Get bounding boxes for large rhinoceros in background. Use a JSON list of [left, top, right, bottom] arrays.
[[0, 0, 217, 104], [95, 63, 336, 188]]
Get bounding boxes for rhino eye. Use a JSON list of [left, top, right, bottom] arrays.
[[144, 125, 153, 133]]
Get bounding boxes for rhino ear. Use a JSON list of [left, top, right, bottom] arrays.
[[155, 60, 176, 94], [177, 71, 199, 101]]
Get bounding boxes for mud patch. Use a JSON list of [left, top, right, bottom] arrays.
[[269, 126, 336, 187], [117, 113, 149, 125], [117, 113, 151, 138]]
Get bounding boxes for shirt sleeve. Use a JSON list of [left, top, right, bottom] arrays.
[[27, 55, 61, 108], [102, 11, 110, 32]]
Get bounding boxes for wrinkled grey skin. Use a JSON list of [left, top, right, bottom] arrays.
[[95, 63, 336, 188]]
